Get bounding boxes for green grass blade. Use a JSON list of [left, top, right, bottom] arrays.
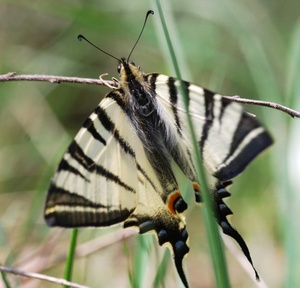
[[153, 1, 230, 287], [63, 228, 78, 287], [130, 235, 153, 288], [0, 270, 12, 288], [153, 250, 170, 288], [284, 19, 300, 288]]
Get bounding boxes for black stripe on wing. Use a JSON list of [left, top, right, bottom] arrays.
[[83, 117, 106, 145], [147, 73, 159, 91], [107, 89, 126, 109], [136, 163, 158, 192], [94, 105, 135, 158], [229, 112, 261, 153], [57, 158, 89, 181], [68, 141, 136, 193], [200, 89, 215, 153], [167, 77, 182, 134], [218, 96, 231, 122], [215, 112, 273, 180], [45, 184, 134, 227]]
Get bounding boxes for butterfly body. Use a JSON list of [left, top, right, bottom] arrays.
[[45, 59, 272, 287]]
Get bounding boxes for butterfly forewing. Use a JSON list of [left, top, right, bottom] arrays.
[[153, 74, 272, 181], [45, 96, 141, 227]]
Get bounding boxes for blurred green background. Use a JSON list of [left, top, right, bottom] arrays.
[[1, 0, 300, 287]]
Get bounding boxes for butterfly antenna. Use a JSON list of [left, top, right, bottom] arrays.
[[127, 10, 154, 62], [77, 34, 121, 62]]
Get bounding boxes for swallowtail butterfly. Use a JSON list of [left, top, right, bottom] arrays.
[[44, 11, 272, 288]]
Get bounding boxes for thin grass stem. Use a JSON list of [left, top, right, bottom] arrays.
[[154, 1, 230, 287]]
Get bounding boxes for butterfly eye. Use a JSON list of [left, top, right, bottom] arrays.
[[129, 61, 136, 66], [117, 64, 121, 74]]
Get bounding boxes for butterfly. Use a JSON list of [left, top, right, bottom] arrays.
[[44, 55, 272, 287]]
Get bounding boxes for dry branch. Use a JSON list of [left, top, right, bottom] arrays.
[[0, 72, 116, 87], [16, 229, 136, 275], [0, 265, 89, 288], [0, 72, 299, 118], [223, 95, 300, 118]]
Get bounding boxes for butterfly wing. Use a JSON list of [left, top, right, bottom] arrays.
[[44, 89, 190, 287], [152, 74, 272, 181], [152, 73, 272, 279], [45, 94, 140, 227]]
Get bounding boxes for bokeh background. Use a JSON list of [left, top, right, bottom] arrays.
[[1, 0, 300, 287]]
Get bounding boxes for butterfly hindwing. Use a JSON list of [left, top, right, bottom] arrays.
[[108, 89, 191, 287]]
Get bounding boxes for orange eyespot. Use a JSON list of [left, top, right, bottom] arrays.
[[167, 191, 182, 215], [193, 182, 201, 192]]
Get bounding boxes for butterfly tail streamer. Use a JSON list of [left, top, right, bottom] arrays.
[[174, 255, 189, 288], [213, 182, 260, 280]]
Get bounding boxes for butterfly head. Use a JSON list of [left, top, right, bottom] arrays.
[[118, 59, 145, 91], [118, 59, 142, 82], [117, 59, 155, 117]]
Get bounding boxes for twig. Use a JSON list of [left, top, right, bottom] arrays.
[[0, 72, 299, 118], [0, 265, 89, 288], [0, 72, 117, 87], [15, 229, 136, 285], [223, 95, 300, 118], [76, 227, 136, 257]]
